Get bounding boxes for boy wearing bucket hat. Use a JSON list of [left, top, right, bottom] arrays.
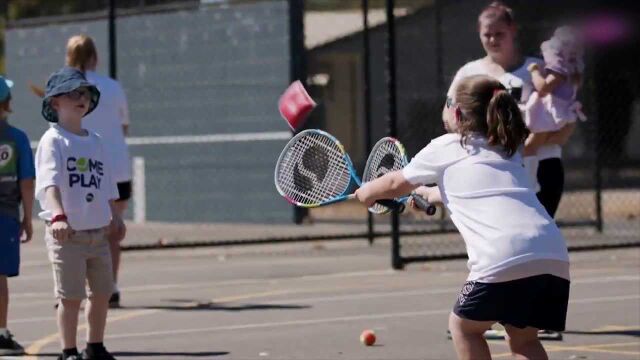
[[35, 67, 125, 360], [0, 76, 35, 356]]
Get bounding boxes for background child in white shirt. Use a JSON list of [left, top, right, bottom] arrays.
[[35, 67, 125, 360], [355, 74, 570, 360], [65, 35, 132, 308]]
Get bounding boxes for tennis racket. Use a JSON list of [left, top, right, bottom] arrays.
[[274, 129, 405, 211], [363, 137, 437, 215]]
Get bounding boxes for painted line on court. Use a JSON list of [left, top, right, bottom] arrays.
[[106, 309, 451, 340], [11, 269, 397, 303], [5, 285, 469, 327], [23, 310, 157, 360], [592, 325, 640, 332], [258, 287, 459, 305], [9, 316, 57, 325], [11, 285, 454, 327], [20, 289, 640, 357], [99, 293, 640, 341], [570, 294, 640, 304], [28, 274, 631, 317], [493, 342, 640, 358], [572, 275, 640, 284], [21, 285, 382, 357], [12, 272, 638, 303]]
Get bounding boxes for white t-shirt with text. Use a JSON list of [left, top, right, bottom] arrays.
[[35, 125, 119, 230], [402, 133, 569, 282]]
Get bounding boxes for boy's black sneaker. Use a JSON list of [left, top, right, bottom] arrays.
[[58, 347, 80, 359], [81, 345, 116, 360], [538, 329, 563, 340], [58, 355, 80, 360], [0, 330, 25, 356], [109, 292, 120, 308]]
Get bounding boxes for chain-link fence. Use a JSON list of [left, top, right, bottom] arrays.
[[3, 0, 638, 261], [305, 0, 639, 267]]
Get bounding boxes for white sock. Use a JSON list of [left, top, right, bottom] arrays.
[[0, 328, 9, 337]]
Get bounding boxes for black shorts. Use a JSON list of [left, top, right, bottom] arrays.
[[536, 158, 564, 218], [116, 181, 132, 201], [453, 274, 570, 331]]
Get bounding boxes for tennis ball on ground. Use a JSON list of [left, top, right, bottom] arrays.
[[360, 330, 376, 346]]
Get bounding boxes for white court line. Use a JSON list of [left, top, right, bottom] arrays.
[[105, 309, 450, 340], [14, 271, 639, 301], [11, 287, 639, 329], [10, 269, 395, 302], [12, 273, 52, 281], [9, 316, 56, 325], [9, 287, 452, 326], [572, 275, 640, 284], [570, 294, 640, 304], [261, 287, 460, 305], [101, 293, 640, 341], [10, 272, 639, 306]]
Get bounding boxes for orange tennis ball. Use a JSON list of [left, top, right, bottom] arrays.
[[360, 330, 376, 346]]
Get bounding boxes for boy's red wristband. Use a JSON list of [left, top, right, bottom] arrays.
[[51, 214, 68, 224]]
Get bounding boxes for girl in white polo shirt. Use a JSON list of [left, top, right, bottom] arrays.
[[355, 75, 570, 360], [35, 67, 125, 360], [65, 35, 132, 308]]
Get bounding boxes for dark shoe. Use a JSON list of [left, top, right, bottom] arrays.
[[538, 329, 563, 340], [58, 355, 80, 360], [81, 345, 116, 360], [109, 292, 120, 308], [0, 330, 25, 356], [483, 328, 507, 339]]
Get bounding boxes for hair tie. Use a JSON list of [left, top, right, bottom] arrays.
[[493, 88, 503, 97]]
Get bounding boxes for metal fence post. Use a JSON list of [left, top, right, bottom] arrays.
[[385, 0, 402, 270], [108, 0, 117, 79], [288, 0, 309, 224], [362, 0, 375, 245]]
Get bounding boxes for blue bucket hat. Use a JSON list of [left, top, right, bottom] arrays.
[[0, 76, 13, 103], [42, 67, 100, 123]]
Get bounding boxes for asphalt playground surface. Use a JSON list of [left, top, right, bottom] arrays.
[[6, 239, 640, 360]]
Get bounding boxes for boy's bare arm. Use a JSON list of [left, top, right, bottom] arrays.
[[45, 186, 65, 215], [45, 186, 72, 241], [108, 200, 126, 241], [19, 179, 35, 242]]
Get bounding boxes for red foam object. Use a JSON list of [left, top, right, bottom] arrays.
[[278, 80, 316, 131]]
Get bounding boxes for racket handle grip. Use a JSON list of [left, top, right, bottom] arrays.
[[411, 193, 437, 216], [376, 199, 405, 213]]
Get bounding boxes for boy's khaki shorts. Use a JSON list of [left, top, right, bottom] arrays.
[[45, 226, 114, 299]]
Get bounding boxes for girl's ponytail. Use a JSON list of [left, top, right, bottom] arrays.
[[486, 89, 528, 157], [455, 75, 529, 157]]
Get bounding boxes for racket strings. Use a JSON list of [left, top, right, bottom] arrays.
[[277, 133, 352, 205], [364, 140, 406, 214]]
